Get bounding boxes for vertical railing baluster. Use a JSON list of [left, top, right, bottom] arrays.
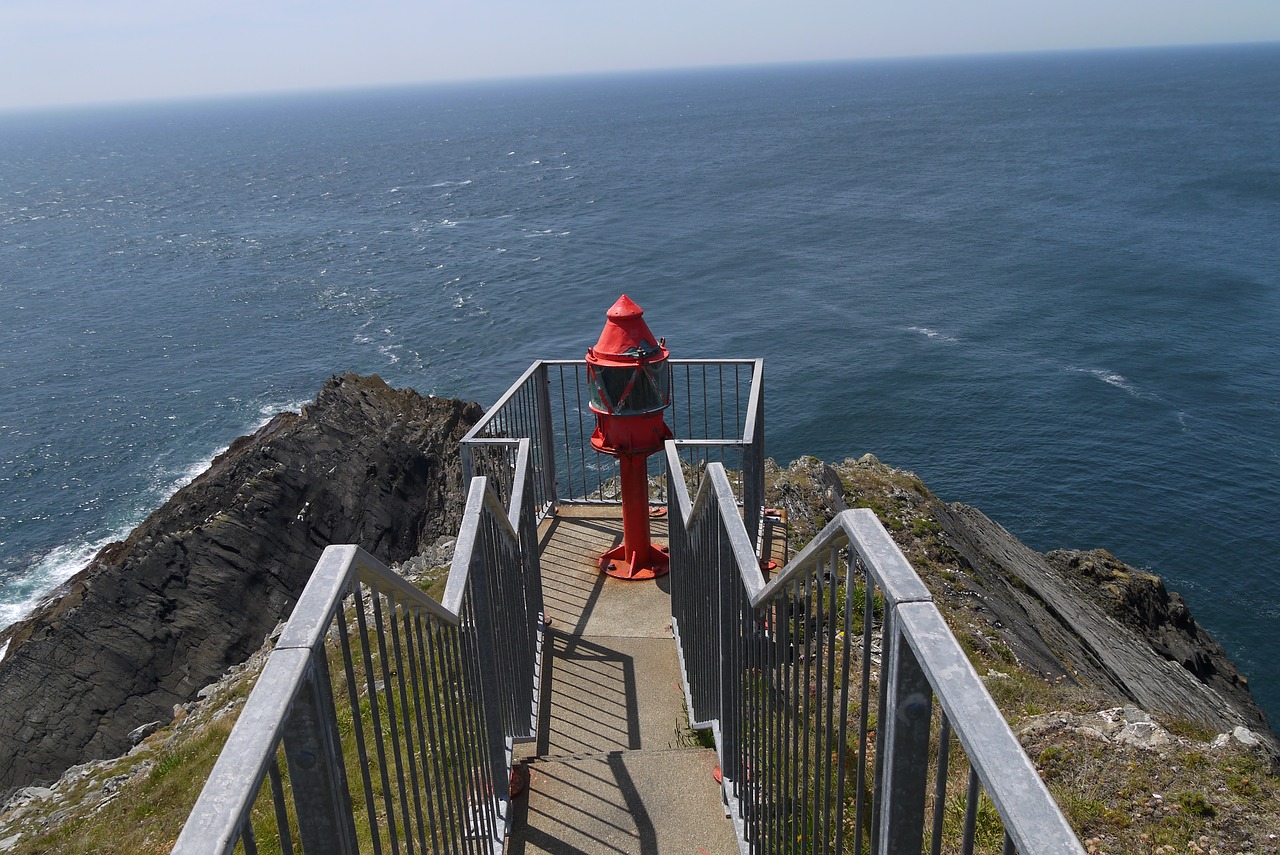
[[962, 766, 981, 855], [930, 714, 952, 855], [878, 609, 933, 855], [282, 643, 360, 855], [267, 754, 294, 855], [355, 584, 399, 853], [392, 605, 428, 854], [243, 820, 260, 855], [458, 600, 497, 853], [814, 559, 827, 852], [785, 585, 797, 855], [455, 604, 488, 855], [535, 363, 557, 509], [744, 557, 758, 854], [424, 622, 462, 855], [405, 612, 442, 853], [371, 592, 411, 854], [572, 365, 591, 499], [855, 567, 874, 855], [337, 603, 382, 855], [801, 574, 813, 853], [822, 550, 839, 853], [834, 549, 855, 855]]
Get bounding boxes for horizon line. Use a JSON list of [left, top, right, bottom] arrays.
[[3, 38, 1277, 119]]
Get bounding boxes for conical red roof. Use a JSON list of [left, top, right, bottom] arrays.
[[588, 294, 668, 365]]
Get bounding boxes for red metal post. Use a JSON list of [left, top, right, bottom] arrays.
[[600, 453, 668, 579]]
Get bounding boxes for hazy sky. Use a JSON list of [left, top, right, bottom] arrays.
[[2, 0, 1279, 113]]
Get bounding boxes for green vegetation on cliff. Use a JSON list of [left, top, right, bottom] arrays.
[[2, 453, 1278, 854]]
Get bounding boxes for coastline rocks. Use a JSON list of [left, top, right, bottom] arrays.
[[0, 374, 480, 795], [2, 400, 1274, 798], [933, 501, 1275, 751], [766, 454, 1278, 758], [1017, 707, 1179, 752]]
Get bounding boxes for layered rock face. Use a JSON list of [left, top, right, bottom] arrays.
[[768, 455, 1277, 756], [0, 374, 480, 794], [935, 502, 1273, 747]]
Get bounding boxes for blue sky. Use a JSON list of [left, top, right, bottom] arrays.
[[2, 0, 1279, 112]]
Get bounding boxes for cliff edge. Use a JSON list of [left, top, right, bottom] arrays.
[[767, 454, 1276, 757], [1, 384, 1272, 801], [0, 374, 480, 795]]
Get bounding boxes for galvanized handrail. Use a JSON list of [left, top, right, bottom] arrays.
[[176, 355, 1085, 854], [174, 440, 544, 855], [462, 358, 766, 545], [665, 450, 1085, 855]]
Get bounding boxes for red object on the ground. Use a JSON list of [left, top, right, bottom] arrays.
[[585, 295, 673, 580], [509, 765, 528, 798]]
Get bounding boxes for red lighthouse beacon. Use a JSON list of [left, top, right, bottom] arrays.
[[585, 295, 673, 580]]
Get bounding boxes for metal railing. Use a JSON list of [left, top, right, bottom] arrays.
[[174, 441, 544, 855], [460, 358, 766, 548], [177, 355, 1086, 854], [665, 452, 1086, 855]]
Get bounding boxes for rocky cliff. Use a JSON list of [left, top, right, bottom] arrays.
[[1, 383, 1274, 799], [765, 454, 1277, 757], [0, 374, 480, 795]]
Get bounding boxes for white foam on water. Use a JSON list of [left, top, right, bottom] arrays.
[[1068, 366, 1148, 399], [906, 326, 958, 343], [0, 534, 117, 632], [0, 397, 311, 632]]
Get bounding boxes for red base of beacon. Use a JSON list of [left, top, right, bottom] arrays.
[[599, 541, 670, 581]]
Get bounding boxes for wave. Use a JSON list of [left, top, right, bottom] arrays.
[[1067, 366, 1149, 399], [906, 326, 958, 343], [0, 398, 310, 633], [0, 535, 117, 632]]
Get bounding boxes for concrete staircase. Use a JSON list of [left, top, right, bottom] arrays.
[[505, 508, 738, 855]]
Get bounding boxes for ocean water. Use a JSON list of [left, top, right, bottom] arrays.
[[2, 45, 1277, 716]]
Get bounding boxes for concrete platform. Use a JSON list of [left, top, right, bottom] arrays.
[[507, 507, 738, 855], [507, 750, 731, 855]]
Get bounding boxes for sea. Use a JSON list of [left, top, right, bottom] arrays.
[[1, 44, 1277, 718]]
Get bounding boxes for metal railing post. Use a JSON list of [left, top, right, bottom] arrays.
[[743, 359, 765, 552], [877, 612, 933, 855], [466, 535, 514, 845], [282, 645, 360, 855], [534, 361, 558, 508], [462, 441, 475, 485]]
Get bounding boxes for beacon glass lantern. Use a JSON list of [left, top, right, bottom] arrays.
[[586, 341, 670, 420], [584, 294, 673, 579]]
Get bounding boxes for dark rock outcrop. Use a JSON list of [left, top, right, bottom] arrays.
[[767, 454, 1277, 756], [0, 374, 480, 794], [932, 501, 1274, 749]]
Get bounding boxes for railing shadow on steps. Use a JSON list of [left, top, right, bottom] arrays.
[[665, 445, 1086, 855], [173, 439, 545, 855]]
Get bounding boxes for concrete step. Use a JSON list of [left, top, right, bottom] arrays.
[[507, 508, 739, 855], [530, 632, 693, 760], [507, 749, 736, 855]]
